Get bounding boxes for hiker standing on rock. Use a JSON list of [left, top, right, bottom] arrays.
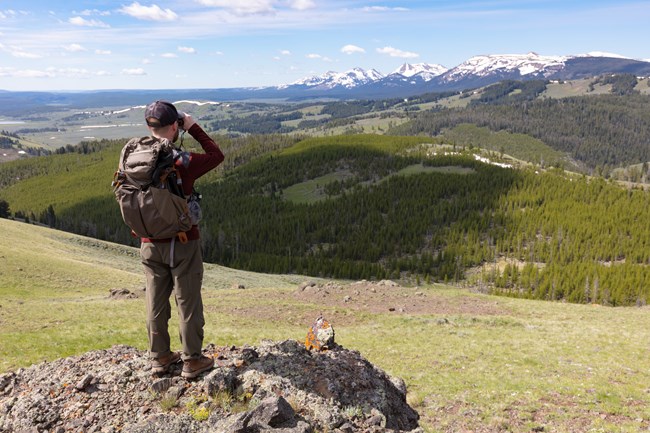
[[139, 100, 224, 378]]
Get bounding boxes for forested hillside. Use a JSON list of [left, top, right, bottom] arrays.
[[389, 92, 650, 174], [198, 135, 501, 281], [3, 133, 650, 306]]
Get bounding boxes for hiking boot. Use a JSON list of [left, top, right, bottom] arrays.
[[181, 355, 214, 379], [151, 351, 181, 374]]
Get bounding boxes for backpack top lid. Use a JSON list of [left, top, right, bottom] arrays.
[[119, 136, 174, 187]]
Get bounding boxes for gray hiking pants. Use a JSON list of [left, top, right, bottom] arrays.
[[141, 239, 205, 361]]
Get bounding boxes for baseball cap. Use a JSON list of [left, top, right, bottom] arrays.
[[145, 100, 181, 128]]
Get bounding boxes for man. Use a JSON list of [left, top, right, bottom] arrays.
[[141, 100, 224, 378]]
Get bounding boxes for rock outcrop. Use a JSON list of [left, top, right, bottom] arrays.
[[0, 340, 420, 432]]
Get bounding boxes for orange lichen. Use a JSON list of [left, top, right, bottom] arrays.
[[305, 317, 334, 351]]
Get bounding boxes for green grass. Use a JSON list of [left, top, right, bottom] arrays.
[[280, 134, 431, 156], [393, 163, 475, 177], [637, 77, 650, 95], [353, 115, 409, 134], [282, 164, 474, 204], [543, 79, 612, 98], [3, 217, 650, 432], [282, 170, 354, 204]]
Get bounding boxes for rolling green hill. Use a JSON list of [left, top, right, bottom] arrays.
[[3, 133, 650, 306]]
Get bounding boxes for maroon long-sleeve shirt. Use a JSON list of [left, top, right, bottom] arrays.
[[141, 123, 224, 243]]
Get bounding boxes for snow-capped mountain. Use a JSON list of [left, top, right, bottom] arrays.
[[440, 52, 567, 83], [290, 67, 384, 89], [291, 63, 447, 90], [391, 63, 448, 81]]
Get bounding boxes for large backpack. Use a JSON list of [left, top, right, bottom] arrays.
[[112, 136, 192, 239]]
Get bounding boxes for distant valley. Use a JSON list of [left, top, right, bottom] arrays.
[[1, 71, 649, 163]]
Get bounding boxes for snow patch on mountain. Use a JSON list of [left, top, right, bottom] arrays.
[[173, 100, 221, 106], [576, 51, 631, 59], [392, 63, 448, 81], [290, 67, 384, 89], [441, 52, 567, 82]]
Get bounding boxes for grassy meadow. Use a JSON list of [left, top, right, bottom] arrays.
[[2, 217, 650, 432]]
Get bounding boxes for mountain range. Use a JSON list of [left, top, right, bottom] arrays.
[[268, 52, 650, 99], [1, 52, 650, 116]]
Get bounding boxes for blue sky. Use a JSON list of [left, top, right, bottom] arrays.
[[0, 0, 648, 91]]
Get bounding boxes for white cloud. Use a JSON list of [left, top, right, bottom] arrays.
[[161, 53, 178, 58], [306, 53, 332, 62], [361, 6, 409, 12], [63, 43, 86, 52], [0, 43, 41, 59], [289, 0, 316, 10], [280, 50, 291, 56], [142, 58, 153, 64], [119, 2, 178, 22], [0, 9, 21, 19], [45, 67, 103, 78], [197, 0, 275, 15], [178, 46, 196, 54], [69, 16, 110, 27], [20, 70, 56, 78], [95, 49, 112, 55], [0, 67, 110, 79], [122, 68, 147, 75], [376, 46, 419, 59], [195, 0, 311, 14], [77, 9, 111, 17], [11, 50, 42, 59], [341, 44, 365, 55], [0, 67, 54, 78]]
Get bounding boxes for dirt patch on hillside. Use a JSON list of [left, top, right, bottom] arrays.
[[291, 280, 506, 316], [0, 148, 27, 163], [208, 280, 509, 327]]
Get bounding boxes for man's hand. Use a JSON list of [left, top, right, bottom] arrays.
[[179, 112, 196, 131]]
